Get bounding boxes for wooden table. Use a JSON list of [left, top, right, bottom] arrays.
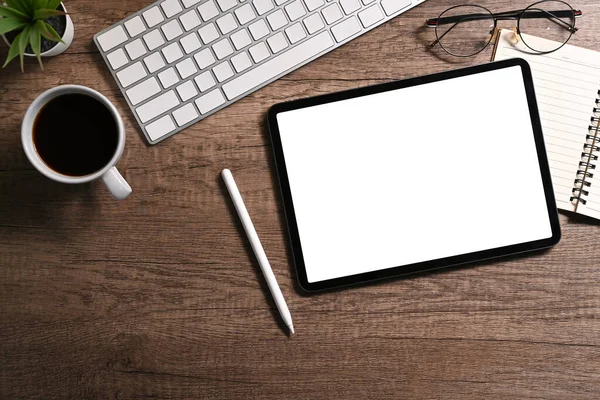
[[1, 0, 599, 398]]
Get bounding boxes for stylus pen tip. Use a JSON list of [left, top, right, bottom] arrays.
[[289, 324, 294, 334]]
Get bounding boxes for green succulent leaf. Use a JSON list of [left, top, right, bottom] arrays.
[[0, 17, 26, 35], [5, 0, 30, 15], [29, 26, 43, 69], [36, 19, 63, 43], [33, 8, 65, 20], [0, 5, 29, 20], [17, 24, 32, 72], [10, 0, 32, 15], [24, 0, 36, 14], [2, 29, 24, 68], [34, 0, 48, 9], [46, 0, 63, 11], [35, 19, 52, 40], [44, 21, 64, 43], [4, 0, 21, 11]]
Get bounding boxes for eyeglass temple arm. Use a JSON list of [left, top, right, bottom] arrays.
[[426, 9, 582, 27]]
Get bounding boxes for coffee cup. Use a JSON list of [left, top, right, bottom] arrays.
[[22, 85, 132, 200]]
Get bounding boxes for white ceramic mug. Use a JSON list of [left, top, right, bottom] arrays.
[[22, 85, 132, 200]]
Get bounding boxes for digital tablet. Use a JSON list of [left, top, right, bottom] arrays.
[[268, 59, 561, 292]]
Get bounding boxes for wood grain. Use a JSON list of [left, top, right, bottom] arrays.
[[1, 0, 600, 398]]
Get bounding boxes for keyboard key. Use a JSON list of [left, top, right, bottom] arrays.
[[223, 31, 333, 100], [358, 4, 383, 28], [162, 42, 184, 63], [216, 14, 238, 34], [125, 38, 147, 60], [380, 0, 411, 16], [146, 115, 176, 141], [331, 16, 360, 41], [158, 67, 180, 88], [136, 90, 180, 123], [96, 26, 128, 52], [198, 0, 219, 21], [212, 38, 234, 59], [162, 19, 183, 40], [144, 52, 166, 72], [253, 0, 274, 15], [303, 13, 324, 34], [231, 29, 252, 50], [143, 6, 165, 27], [194, 48, 216, 69], [303, 0, 324, 11], [231, 51, 252, 72], [249, 19, 269, 40], [267, 32, 288, 53], [143, 29, 165, 51], [213, 61, 234, 82], [116, 61, 147, 87], [194, 71, 216, 91], [126, 77, 161, 105], [285, 0, 306, 21], [275, 0, 289, 4], [267, 10, 287, 31], [321, 3, 342, 24], [176, 58, 198, 78], [340, 0, 360, 14], [235, 4, 256, 25], [195, 89, 226, 114], [285, 22, 306, 44], [180, 32, 202, 53], [179, 9, 202, 30], [249, 42, 270, 62], [361, 0, 376, 4], [217, 0, 237, 11], [199, 23, 220, 43], [176, 80, 198, 100], [182, 0, 202, 7], [173, 103, 199, 126], [161, 0, 183, 17], [124, 16, 146, 37], [107, 48, 128, 70]]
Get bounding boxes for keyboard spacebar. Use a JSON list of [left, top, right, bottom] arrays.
[[222, 31, 334, 100]]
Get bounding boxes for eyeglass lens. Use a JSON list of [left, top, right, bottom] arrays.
[[434, 5, 495, 57], [518, 0, 575, 53]]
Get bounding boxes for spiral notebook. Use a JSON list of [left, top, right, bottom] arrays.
[[493, 29, 600, 220]]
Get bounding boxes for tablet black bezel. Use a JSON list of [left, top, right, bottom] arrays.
[[267, 58, 561, 292]]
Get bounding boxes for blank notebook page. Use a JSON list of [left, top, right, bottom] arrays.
[[494, 30, 600, 214], [276, 66, 553, 283]]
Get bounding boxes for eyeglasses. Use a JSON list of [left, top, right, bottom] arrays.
[[426, 0, 582, 57]]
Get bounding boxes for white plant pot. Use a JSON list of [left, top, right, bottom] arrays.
[[1, 2, 74, 58]]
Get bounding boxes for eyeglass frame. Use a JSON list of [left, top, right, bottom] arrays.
[[426, 0, 583, 57]]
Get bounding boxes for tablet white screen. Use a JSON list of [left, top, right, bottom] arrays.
[[276, 66, 553, 283]]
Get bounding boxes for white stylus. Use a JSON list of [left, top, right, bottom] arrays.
[[221, 169, 295, 335]]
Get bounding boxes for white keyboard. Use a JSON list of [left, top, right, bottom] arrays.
[[94, 0, 425, 144]]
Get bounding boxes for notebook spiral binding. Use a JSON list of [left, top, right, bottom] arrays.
[[571, 90, 600, 206]]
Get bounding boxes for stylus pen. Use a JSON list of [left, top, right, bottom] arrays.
[[221, 169, 295, 335]]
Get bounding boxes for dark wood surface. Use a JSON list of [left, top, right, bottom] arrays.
[[1, 0, 600, 398]]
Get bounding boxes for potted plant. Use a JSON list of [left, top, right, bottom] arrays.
[[0, 0, 74, 71]]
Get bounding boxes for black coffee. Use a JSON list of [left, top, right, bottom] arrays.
[[33, 93, 119, 177]]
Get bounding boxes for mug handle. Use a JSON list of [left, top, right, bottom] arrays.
[[102, 167, 132, 200]]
